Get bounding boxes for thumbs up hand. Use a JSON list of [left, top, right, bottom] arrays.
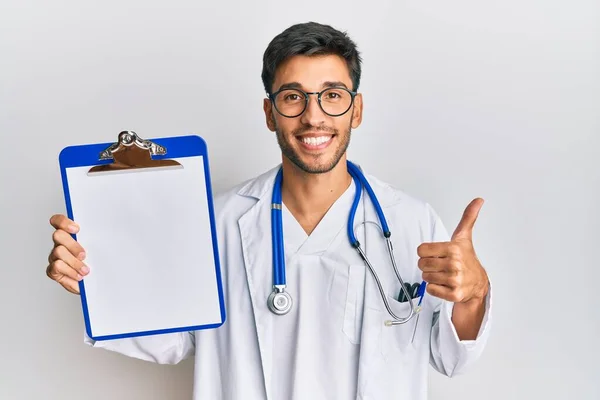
[[417, 198, 489, 304]]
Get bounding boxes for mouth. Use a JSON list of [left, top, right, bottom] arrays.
[[296, 134, 335, 151]]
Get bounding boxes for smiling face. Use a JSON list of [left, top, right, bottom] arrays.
[[263, 54, 363, 174]]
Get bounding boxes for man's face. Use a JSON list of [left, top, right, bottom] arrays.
[[263, 54, 363, 174]]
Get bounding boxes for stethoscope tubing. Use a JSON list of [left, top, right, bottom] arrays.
[[272, 168, 285, 287], [269, 161, 423, 325]]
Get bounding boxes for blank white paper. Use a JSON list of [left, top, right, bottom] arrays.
[[65, 155, 223, 338]]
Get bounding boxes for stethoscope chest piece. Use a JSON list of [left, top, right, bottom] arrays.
[[268, 288, 292, 315]]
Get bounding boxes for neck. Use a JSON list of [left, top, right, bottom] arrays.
[[281, 157, 352, 235]]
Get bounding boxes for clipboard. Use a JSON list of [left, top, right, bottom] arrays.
[[58, 131, 226, 341]]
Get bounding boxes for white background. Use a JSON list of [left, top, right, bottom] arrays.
[[1, 0, 598, 399]]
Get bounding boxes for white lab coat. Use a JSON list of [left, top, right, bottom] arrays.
[[84, 164, 492, 400]]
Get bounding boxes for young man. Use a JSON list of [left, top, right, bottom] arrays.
[[46, 22, 492, 399]]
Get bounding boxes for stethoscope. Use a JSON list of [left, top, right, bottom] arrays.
[[267, 160, 426, 327]]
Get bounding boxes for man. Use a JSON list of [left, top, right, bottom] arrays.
[[46, 22, 492, 399]]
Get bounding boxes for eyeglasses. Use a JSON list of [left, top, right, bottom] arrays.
[[269, 87, 357, 118]]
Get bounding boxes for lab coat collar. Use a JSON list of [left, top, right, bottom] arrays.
[[236, 164, 280, 201]]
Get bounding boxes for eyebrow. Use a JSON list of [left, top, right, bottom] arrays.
[[323, 81, 349, 89], [276, 81, 350, 92]]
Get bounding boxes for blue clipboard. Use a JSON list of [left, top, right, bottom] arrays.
[[59, 132, 226, 341]]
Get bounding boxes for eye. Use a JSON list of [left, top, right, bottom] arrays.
[[322, 89, 346, 102], [279, 90, 305, 103], [285, 93, 301, 101]]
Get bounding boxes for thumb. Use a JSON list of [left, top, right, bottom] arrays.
[[451, 198, 484, 241]]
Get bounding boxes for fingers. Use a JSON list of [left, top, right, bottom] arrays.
[[426, 282, 468, 302], [422, 271, 449, 286], [421, 270, 462, 287], [419, 251, 465, 294], [423, 265, 468, 302], [47, 259, 83, 282], [49, 214, 79, 234], [417, 242, 453, 258], [49, 245, 89, 276], [46, 247, 86, 295], [57, 275, 81, 294], [51, 228, 86, 261], [426, 284, 458, 301], [47, 214, 86, 295], [46, 260, 81, 294], [417, 257, 448, 272]]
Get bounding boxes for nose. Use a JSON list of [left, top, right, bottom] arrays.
[[300, 93, 326, 126]]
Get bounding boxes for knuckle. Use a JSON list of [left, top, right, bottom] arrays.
[[53, 259, 64, 271], [54, 245, 65, 258], [450, 259, 462, 271], [47, 260, 62, 279]]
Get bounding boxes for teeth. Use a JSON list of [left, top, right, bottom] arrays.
[[301, 136, 331, 146]]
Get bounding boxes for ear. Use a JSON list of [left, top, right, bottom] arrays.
[[263, 98, 276, 132], [351, 93, 363, 129]]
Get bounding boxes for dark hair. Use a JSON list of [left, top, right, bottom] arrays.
[[261, 22, 362, 95]]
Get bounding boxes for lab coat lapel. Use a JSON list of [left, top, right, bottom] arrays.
[[236, 166, 280, 400]]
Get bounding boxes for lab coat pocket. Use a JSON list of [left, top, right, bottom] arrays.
[[342, 264, 366, 344], [380, 295, 418, 357]]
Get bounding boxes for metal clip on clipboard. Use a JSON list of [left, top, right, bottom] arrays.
[[88, 131, 182, 174]]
